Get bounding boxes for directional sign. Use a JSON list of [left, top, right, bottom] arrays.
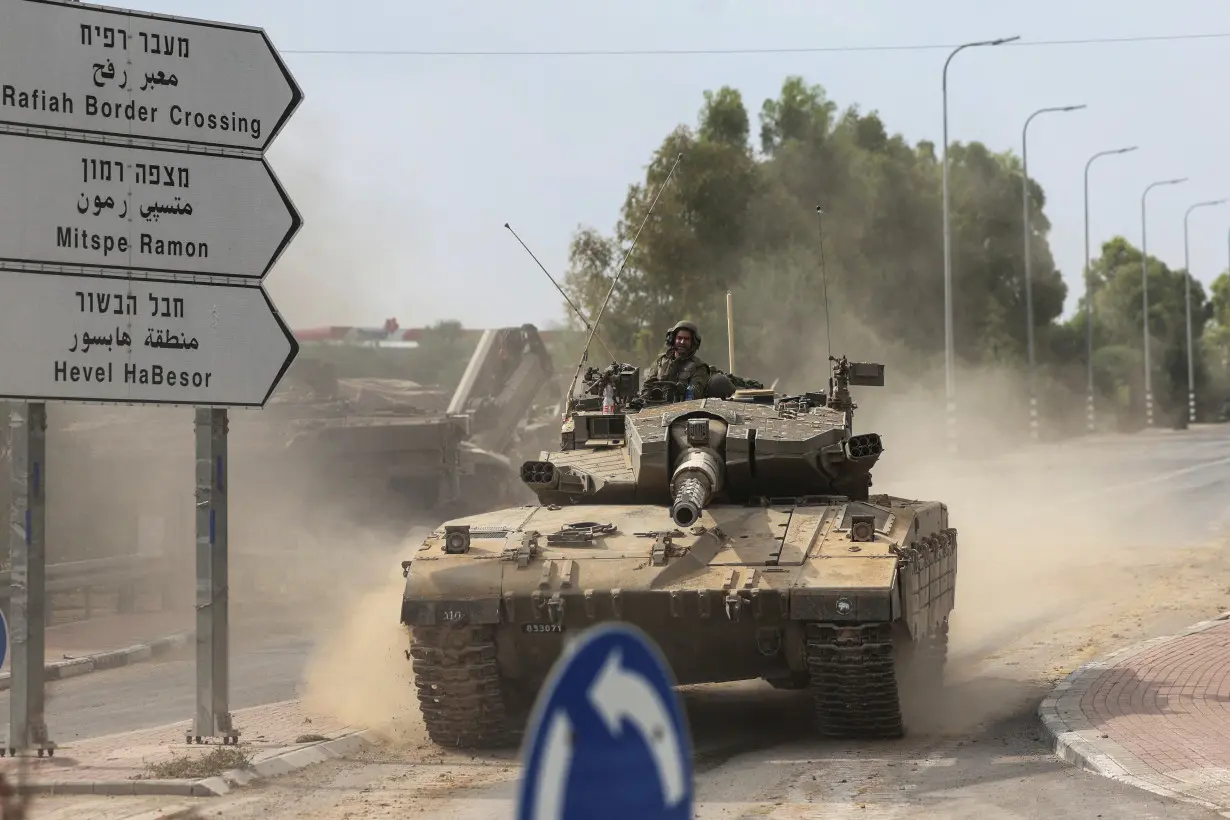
[[0, 131, 300, 280], [0, 270, 298, 407], [0, 608, 7, 672], [0, 0, 303, 152], [517, 623, 694, 820]]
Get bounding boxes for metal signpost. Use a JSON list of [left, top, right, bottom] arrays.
[[516, 623, 695, 820], [0, 0, 303, 756]]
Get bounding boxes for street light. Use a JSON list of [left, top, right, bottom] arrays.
[[941, 35, 1020, 455], [1083, 146, 1138, 434], [1021, 104, 1086, 442], [1141, 177, 1188, 427], [1183, 198, 1227, 424]]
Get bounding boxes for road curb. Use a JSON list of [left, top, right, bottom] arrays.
[[1038, 609, 1230, 818], [17, 728, 379, 797], [0, 630, 194, 691]]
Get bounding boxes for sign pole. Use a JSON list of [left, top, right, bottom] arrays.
[[6, 401, 53, 758], [190, 407, 235, 744]]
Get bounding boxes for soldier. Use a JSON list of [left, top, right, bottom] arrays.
[[646, 320, 711, 399]]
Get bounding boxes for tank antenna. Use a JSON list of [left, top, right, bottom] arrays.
[[726, 289, 735, 373], [816, 204, 834, 390], [504, 222, 617, 363], [562, 151, 685, 411]]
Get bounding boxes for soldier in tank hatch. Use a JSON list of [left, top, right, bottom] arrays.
[[645, 320, 711, 399]]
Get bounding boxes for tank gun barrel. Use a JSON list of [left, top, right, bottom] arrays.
[[670, 447, 724, 527]]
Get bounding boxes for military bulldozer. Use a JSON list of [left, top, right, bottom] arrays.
[[400, 353, 958, 746]]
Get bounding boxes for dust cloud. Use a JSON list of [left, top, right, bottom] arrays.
[[831, 346, 1230, 736], [287, 328, 1230, 746]]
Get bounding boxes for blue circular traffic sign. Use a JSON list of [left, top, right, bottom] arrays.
[[516, 622, 695, 820]]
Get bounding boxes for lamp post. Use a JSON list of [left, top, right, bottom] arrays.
[[941, 35, 1019, 455], [1141, 177, 1188, 427], [1083, 146, 1138, 434], [1021, 104, 1086, 441], [1183, 198, 1227, 424]]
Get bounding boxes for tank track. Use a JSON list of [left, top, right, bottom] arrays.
[[409, 624, 518, 749], [805, 622, 904, 739]]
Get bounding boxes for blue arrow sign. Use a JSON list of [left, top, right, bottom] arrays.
[[516, 622, 695, 820]]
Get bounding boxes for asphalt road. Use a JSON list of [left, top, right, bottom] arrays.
[[0, 627, 314, 743]]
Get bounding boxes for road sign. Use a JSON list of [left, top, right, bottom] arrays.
[[0, 609, 7, 672], [0, 131, 300, 280], [0, 0, 303, 152], [516, 623, 694, 820], [0, 269, 298, 407]]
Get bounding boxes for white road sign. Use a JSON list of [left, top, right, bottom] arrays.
[[0, 131, 300, 280], [0, 0, 303, 152], [0, 270, 298, 407]]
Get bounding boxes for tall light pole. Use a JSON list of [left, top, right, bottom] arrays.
[[1083, 146, 1138, 434], [1021, 104, 1086, 441], [1141, 177, 1188, 427], [941, 35, 1019, 455], [1183, 198, 1226, 424]]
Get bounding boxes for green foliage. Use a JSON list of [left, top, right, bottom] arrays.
[[557, 75, 1220, 435]]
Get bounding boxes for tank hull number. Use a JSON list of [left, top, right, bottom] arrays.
[[522, 623, 564, 634]]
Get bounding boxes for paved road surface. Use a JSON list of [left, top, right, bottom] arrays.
[[144, 693, 1224, 818], [0, 629, 313, 743]]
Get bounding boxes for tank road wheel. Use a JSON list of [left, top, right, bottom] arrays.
[[409, 624, 516, 749], [804, 622, 904, 739]]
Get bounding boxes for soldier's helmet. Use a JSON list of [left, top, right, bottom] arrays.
[[665, 320, 701, 352]]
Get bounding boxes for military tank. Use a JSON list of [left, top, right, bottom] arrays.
[[399, 354, 958, 746]]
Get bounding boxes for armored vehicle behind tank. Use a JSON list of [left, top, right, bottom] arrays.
[[400, 354, 957, 746]]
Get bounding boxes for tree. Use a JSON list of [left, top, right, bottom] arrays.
[[565, 76, 1069, 387], [559, 75, 1226, 440], [1080, 237, 1211, 426]]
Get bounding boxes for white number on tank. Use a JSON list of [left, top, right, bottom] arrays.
[[441, 609, 464, 622]]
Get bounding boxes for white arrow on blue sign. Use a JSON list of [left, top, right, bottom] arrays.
[[516, 622, 695, 820]]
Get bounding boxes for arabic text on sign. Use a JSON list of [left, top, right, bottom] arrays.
[[76, 192, 127, 219], [68, 327, 132, 352], [90, 60, 127, 91]]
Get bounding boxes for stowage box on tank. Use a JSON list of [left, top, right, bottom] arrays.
[[399, 355, 957, 747]]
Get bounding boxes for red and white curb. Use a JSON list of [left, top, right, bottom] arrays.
[[1038, 610, 1230, 818]]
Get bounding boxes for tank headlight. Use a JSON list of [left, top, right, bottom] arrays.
[[443, 525, 471, 554], [850, 514, 875, 542]]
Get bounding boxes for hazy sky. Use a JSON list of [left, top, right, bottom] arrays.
[[126, 0, 1230, 331]]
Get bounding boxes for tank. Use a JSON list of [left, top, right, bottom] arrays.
[[400, 353, 958, 746]]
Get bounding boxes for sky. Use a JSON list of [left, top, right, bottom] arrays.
[[119, 0, 1230, 332]]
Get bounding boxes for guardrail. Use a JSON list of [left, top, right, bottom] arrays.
[[0, 555, 172, 623]]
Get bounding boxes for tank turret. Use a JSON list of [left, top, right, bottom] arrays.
[[519, 354, 886, 515]]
